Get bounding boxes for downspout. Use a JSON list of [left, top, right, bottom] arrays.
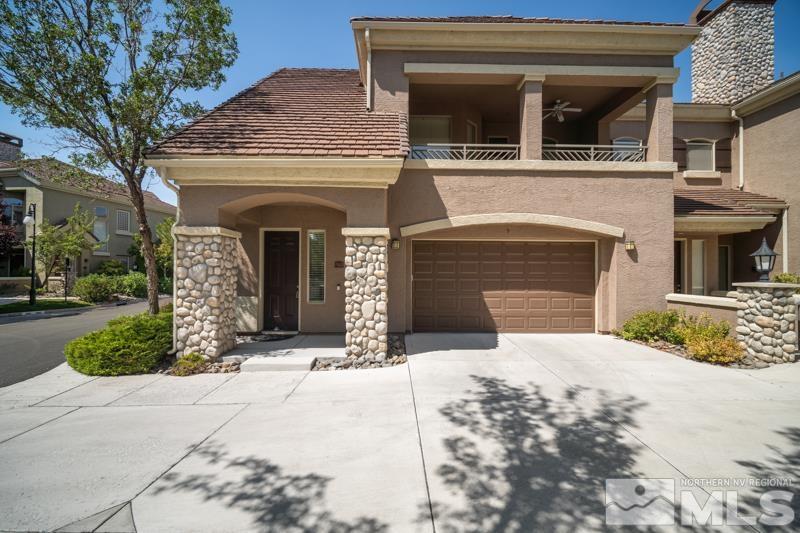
[[365, 27, 372, 111], [158, 169, 181, 354], [783, 207, 790, 273], [731, 109, 744, 190]]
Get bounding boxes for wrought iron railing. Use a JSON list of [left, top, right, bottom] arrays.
[[410, 143, 520, 161], [542, 144, 647, 163]]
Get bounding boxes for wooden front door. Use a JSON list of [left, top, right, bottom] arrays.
[[264, 231, 299, 331]]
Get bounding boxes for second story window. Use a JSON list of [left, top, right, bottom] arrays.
[[116, 210, 131, 235], [686, 139, 715, 171]]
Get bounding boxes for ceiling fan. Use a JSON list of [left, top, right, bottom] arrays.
[[543, 100, 583, 122]]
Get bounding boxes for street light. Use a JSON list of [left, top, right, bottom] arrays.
[[22, 203, 36, 305], [750, 237, 778, 282]]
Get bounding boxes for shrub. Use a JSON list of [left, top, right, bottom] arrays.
[[617, 310, 684, 344], [158, 276, 173, 295], [170, 353, 208, 376], [774, 273, 800, 294], [114, 272, 148, 298], [65, 311, 173, 375], [96, 259, 127, 276], [685, 336, 744, 365], [72, 274, 116, 303]]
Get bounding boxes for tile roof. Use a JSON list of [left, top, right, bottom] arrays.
[[674, 188, 786, 216], [147, 68, 409, 158], [0, 158, 175, 212], [351, 15, 690, 27]]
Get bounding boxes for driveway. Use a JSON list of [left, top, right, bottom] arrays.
[[0, 333, 798, 531]]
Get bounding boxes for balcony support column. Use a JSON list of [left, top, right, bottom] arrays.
[[645, 83, 673, 163], [519, 76, 544, 160]]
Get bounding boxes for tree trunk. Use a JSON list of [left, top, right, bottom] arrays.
[[128, 180, 160, 315]]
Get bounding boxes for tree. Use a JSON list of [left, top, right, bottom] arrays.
[[27, 204, 98, 286], [130, 215, 173, 278], [0, 0, 238, 314]]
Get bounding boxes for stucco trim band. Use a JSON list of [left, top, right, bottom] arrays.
[[342, 227, 391, 237], [173, 225, 242, 239], [665, 293, 740, 309], [404, 63, 680, 81], [674, 215, 775, 233], [400, 213, 625, 238], [403, 159, 677, 172]]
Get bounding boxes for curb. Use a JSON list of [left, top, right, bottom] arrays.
[[0, 298, 148, 319]]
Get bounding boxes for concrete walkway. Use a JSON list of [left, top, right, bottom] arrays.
[[1, 333, 799, 531]]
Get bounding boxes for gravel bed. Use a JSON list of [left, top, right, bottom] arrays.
[[313, 334, 406, 371]]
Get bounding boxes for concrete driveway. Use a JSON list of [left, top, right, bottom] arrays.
[[0, 333, 798, 532]]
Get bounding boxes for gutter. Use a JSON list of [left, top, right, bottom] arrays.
[[157, 170, 180, 354], [731, 109, 744, 190], [365, 27, 372, 110]]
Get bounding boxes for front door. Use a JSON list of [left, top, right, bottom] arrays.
[[264, 231, 299, 331]]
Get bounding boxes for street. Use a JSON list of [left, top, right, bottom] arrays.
[[0, 301, 160, 387]]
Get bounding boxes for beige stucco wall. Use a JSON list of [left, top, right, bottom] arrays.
[[666, 300, 737, 331], [738, 93, 800, 275], [387, 168, 675, 332], [233, 204, 347, 333]]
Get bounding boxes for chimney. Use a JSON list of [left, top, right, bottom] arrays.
[[0, 132, 23, 162], [690, 0, 776, 104]]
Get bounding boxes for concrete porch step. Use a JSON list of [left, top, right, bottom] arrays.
[[223, 334, 346, 372]]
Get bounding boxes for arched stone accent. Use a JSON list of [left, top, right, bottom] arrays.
[[399, 213, 625, 238]]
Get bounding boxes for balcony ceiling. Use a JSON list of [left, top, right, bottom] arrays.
[[542, 85, 637, 123]]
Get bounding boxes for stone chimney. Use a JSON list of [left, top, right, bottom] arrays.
[[690, 0, 776, 104], [0, 132, 23, 162]]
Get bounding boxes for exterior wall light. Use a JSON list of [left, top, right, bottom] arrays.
[[390, 239, 400, 250], [625, 241, 636, 251], [751, 237, 778, 282]]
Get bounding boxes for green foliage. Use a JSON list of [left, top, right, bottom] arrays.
[[0, 0, 237, 314], [72, 273, 116, 303], [65, 311, 173, 375], [97, 259, 127, 276], [170, 353, 208, 376], [676, 313, 742, 364], [617, 310, 684, 344], [25, 204, 98, 285], [774, 272, 800, 284], [114, 272, 148, 298], [158, 276, 173, 295], [155, 216, 175, 278]]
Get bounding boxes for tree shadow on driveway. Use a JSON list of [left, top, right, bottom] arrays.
[[149, 441, 388, 533], [422, 376, 664, 532]]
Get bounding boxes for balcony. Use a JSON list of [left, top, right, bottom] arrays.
[[410, 143, 520, 161], [542, 144, 647, 163]]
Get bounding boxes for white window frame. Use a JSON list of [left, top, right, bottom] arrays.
[[307, 229, 325, 304], [684, 138, 717, 172], [93, 219, 110, 256], [691, 239, 705, 295], [116, 209, 132, 235]]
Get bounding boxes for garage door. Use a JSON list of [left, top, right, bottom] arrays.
[[412, 241, 595, 332]]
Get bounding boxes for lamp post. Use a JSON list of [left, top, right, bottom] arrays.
[[751, 237, 778, 282], [22, 203, 36, 305]]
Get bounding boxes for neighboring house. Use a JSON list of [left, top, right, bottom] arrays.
[[0, 136, 175, 287], [144, 0, 797, 360]]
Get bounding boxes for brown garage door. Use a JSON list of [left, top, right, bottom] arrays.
[[413, 241, 595, 332]]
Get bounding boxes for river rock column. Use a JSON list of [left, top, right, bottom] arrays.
[[343, 229, 389, 362], [734, 282, 800, 366], [173, 226, 241, 360]]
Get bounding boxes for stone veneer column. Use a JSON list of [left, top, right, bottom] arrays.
[[173, 226, 241, 360], [734, 282, 799, 366], [343, 228, 389, 362]]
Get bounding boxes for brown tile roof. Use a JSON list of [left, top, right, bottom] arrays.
[[0, 158, 175, 212], [351, 15, 691, 27], [147, 68, 409, 158], [675, 188, 786, 216]]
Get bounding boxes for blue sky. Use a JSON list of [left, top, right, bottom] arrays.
[[2, 0, 799, 206]]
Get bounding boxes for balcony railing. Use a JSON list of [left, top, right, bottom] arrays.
[[410, 143, 520, 161], [542, 144, 647, 163]]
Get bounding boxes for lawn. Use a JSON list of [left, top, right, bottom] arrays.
[[0, 299, 92, 314]]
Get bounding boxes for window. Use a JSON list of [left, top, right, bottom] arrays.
[[409, 116, 451, 145], [93, 219, 109, 254], [612, 137, 643, 161], [466, 121, 478, 144], [686, 139, 715, 171], [487, 135, 510, 144], [691, 240, 705, 295], [116, 210, 131, 234], [308, 230, 325, 303], [0, 248, 25, 277], [94, 206, 108, 217]]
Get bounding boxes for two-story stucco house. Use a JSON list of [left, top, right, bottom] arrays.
[[145, 0, 798, 361], [0, 135, 176, 288]]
